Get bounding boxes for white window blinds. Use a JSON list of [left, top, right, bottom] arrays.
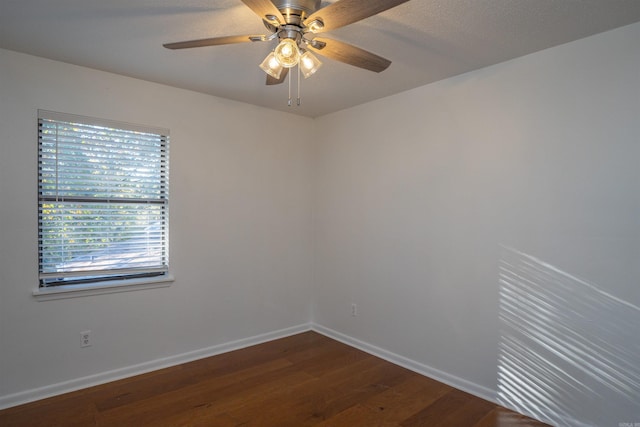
[[38, 110, 169, 286]]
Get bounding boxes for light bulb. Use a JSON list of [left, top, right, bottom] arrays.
[[300, 51, 322, 78], [301, 56, 313, 68], [259, 52, 283, 79], [274, 39, 300, 68]]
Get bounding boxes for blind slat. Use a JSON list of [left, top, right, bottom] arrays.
[[38, 112, 169, 287]]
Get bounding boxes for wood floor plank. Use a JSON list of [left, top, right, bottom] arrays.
[[473, 407, 552, 427], [400, 389, 496, 427], [0, 332, 551, 427], [286, 339, 372, 378], [314, 375, 453, 426], [96, 360, 309, 426], [225, 355, 404, 426]]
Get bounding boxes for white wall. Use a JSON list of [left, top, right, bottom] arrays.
[[313, 22, 640, 426], [2, 21, 639, 426], [0, 49, 314, 405]]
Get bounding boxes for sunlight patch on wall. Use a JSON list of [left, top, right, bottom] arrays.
[[498, 247, 640, 426]]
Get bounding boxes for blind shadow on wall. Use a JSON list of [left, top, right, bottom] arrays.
[[498, 246, 640, 426]]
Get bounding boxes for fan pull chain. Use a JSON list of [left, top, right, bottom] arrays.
[[285, 64, 302, 107], [297, 64, 301, 106], [287, 68, 292, 107]]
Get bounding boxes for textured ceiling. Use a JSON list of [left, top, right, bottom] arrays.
[[1, 0, 640, 117]]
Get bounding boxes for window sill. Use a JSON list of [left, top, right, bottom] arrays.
[[32, 274, 174, 301]]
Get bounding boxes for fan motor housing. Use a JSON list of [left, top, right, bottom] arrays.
[[272, 0, 321, 25]]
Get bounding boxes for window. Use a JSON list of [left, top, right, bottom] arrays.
[[38, 110, 169, 289]]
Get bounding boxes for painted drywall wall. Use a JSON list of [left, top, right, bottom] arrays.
[[0, 48, 314, 404], [313, 22, 640, 426], [1, 21, 639, 426]]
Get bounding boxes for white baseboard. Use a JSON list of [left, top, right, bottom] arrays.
[[310, 324, 497, 403], [311, 324, 594, 427], [0, 323, 312, 410], [0, 322, 591, 426]]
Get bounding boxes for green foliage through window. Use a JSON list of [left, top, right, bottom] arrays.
[[38, 110, 169, 286]]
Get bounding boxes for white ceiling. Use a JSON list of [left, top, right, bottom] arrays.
[[1, 0, 639, 117]]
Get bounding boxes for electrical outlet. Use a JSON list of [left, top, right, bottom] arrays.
[[351, 303, 357, 317], [80, 330, 92, 348]]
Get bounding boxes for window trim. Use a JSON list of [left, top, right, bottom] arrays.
[[32, 274, 175, 301], [36, 110, 171, 296]]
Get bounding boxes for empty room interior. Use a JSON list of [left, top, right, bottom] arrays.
[[1, 1, 639, 426]]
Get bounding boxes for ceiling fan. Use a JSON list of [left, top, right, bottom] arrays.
[[163, 0, 410, 89]]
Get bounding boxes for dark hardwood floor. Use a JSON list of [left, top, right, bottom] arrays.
[[0, 331, 550, 426]]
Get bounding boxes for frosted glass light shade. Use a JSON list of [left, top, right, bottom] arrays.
[[300, 51, 322, 78], [259, 52, 283, 79]]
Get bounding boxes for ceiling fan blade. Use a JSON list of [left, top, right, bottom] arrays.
[[240, 0, 286, 26], [266, 68, 289, 85], [308, 37, 391, 72], [303, 0, 410, 33], [163, 35, 265, 49]]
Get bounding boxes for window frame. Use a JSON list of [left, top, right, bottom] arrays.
[[34, 110, 173, 300]]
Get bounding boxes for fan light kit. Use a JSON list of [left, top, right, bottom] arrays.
[[164, 0, 410, 106]]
